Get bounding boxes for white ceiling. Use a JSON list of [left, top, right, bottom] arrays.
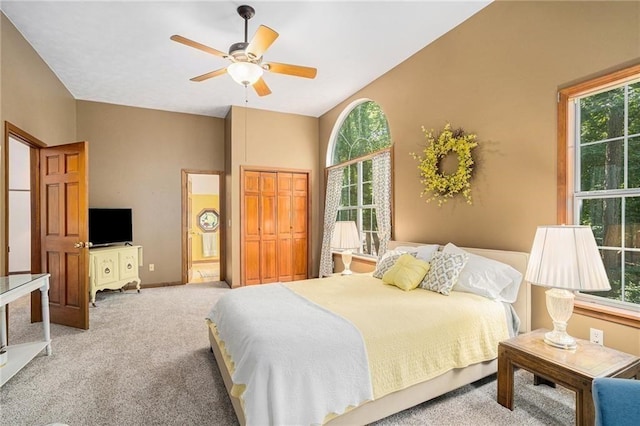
[[1, 1, 490, 118]]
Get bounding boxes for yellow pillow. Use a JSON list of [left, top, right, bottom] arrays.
[[382, 254, 431, 291]]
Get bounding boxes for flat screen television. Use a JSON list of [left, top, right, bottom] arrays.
[[88, 208, 133, 247]]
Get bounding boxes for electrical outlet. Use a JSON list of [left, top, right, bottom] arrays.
[[590, 328, 604, 346], [149, 264, 155, 272]]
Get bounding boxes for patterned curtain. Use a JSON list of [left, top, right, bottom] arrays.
[[319, 167, 345, 277], [372, 151, 392, 258]]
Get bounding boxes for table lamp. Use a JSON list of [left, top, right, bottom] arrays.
[[330, 221, 361, 275], [525, 225, 611, 350]]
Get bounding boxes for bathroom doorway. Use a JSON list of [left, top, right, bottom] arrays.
[[181, 170, 223, 284]]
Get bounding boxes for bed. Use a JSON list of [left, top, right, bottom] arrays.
[[206, 242, 530, 425]]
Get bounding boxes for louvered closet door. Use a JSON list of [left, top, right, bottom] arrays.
[[277, 173, 294, 281], [243, 171, 261, 285], [292, 173, 308, 280], [259, 172, 278, 283]]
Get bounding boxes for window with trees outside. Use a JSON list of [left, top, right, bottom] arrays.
[[329, 100, 391, 257], [559, 65, 640, 315]]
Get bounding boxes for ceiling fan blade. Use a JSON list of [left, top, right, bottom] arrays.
[[246, 25, 279, 59], [264, 62, 317, 79], [170, 35, 227, 58], [190, 68, 227, 82], [253, 77, 272, 97]]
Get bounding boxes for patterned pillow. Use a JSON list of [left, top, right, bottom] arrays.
[[419, 252, 468, 295], [373, 250, 416, 279]]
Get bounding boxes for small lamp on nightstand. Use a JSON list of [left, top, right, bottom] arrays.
[[331, 221, 361, 275], [525, 225, 611, 350]]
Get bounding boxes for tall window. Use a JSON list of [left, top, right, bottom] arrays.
[[560, 65, 640, 312], [329, 100, 391, 256]]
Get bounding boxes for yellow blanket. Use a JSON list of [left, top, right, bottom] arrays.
[[285, 274, 509, 399]]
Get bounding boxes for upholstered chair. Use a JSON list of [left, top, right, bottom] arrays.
[[592, 377, 640, 426]]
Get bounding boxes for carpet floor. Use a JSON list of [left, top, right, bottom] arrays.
[[1, 282, 575, 425]]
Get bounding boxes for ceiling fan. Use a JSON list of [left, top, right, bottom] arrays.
[[171, 4, 317, 97]]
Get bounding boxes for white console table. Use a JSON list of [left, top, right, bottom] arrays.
[[0, 273, 52, 387]]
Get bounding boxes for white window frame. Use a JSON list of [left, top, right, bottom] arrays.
[[336, 160, 378, 256]]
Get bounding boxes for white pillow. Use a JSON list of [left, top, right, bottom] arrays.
[[443, 243, 522, 303], [394, 244, 439, 262]]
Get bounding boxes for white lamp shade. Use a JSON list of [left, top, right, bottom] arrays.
[[330, 221, 361, 250], [227, 62, 263, 86], [525, 225, 611, 291]]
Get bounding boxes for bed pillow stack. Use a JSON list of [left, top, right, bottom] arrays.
[[373, 243, 522, 300]]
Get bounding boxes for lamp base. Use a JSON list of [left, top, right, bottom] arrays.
[[341, 250, 354, 276], [544, 288, 577, 350], [544, 329, 577, 350]]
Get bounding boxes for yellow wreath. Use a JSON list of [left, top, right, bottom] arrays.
[[411, 123, 478, 206]]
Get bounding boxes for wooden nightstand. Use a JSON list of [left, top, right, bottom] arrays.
[[497, 329, 640, 425]]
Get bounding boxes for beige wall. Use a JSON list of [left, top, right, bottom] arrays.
[[0, 13, 77, 275], [76, 101, 224, 286], [227, 105, 319, 287], [319, 1, 640, 354], [1, 14, 76, 146]]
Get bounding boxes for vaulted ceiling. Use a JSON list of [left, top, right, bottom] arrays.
[[1, 1, 490, 118]]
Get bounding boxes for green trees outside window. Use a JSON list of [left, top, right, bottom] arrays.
[[577, 80, 640, 305]]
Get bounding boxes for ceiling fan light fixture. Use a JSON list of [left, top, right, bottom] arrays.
[[227, 62, 263, 86]]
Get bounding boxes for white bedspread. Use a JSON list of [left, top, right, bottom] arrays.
[[208, 283, 373, 426]]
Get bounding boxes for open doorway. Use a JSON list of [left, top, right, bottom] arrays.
[[5, 125, 45, 278], [4, 124, 44, 336], [181, 170, 224, 284], [7, 135, 36, 275]]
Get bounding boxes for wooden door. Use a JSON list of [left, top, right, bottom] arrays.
[[39, 142, 89, 329], [260, 173, 278, 283], [243, 171, 261, 285], [292, 173, 308, 280]]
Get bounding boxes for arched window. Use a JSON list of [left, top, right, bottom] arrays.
[[329, 100, 391, 166], [325, 100, 392, 258]]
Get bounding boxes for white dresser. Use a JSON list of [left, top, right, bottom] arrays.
[[89, 245, 143, 306]]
